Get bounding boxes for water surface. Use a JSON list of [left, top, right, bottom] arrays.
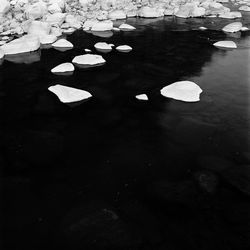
[[1, 14, 250, 250]]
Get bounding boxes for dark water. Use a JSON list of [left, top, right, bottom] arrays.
[[1, 13, 250, 250]]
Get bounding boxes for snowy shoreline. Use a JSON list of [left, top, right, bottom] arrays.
[[0, 0, 249, 37], [0, 0, 249, 60]]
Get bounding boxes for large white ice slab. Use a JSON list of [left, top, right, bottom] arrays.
[[48, 84, 92, 103], [160, 81, 202, 102]]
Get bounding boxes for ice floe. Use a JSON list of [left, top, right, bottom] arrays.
[[51, 62, 75, 73], [213, 41, 237, 49], [160, 81, 202, 102], [116, 45, 132, 52], [48, 84, 92, 103]]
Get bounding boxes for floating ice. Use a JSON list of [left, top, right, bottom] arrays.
[[241, 27, 249, 31], [112, 27, 120, 32], [52, 39, 73, 48], [51, 63, 75, 73], [40, 35, 57, 45], [239, 6, 250, 11], [213, 41, 237, 49], [91, 20, 113, 31], [94, 42, 113, 52], [160, 81, 202, 102], [62, 28, 76, 35], [48, 84, 92, 103], [1, 35, 40, 55], [119, 24, 136, 31], [72, 54, 106, 66], [116, 45, 132, 52], [222, 22, 242, 33], [138, 6, 161, 18], [136, 94, 148, 101]]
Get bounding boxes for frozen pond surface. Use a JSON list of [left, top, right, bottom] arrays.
[[1, 13, 250, 250]]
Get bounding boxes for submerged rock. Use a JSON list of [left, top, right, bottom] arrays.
[[222, 165, 250, 196], [213, 41, 237, 49], [48, 84, 92, 103], [135, 94, 148, 101], [52, 39, 73, 48], [116, 45, 132, 52], [61, 201, 142, 249], [160, 81, 202, 102], [51, 62, 74, 73], [119, 23, 136, 31], [72, 54, 106, 66], [1, 35, 40, 55], [194, 170, 219, 194], [222, 22, 243, 33]]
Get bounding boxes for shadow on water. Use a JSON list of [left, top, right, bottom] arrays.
[[1, 17, 250, 250], [5, 50, 41, 64]]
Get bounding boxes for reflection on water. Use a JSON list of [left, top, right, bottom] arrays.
[[91, 30, 114, 38], [5, 50, 41, 64], [53, 46, 74, 52], [1, 16, 250, 250]]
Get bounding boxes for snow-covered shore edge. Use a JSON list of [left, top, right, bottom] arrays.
[[0, 0, 249, 56]]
